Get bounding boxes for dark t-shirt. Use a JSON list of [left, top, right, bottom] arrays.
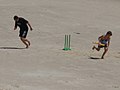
[[15, 17, 28, 31]]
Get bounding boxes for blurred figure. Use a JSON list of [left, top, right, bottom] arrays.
[[13, 15, 33, 48], [92, 31, 112, 59]]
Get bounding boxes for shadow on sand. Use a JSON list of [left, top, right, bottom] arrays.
[[89, 56, 101, 60], [0, 47, 26, 49]]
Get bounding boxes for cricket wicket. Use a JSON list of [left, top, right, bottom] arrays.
[[63, 35, 71, 51]]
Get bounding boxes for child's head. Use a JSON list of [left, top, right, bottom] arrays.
[[13, 15, 19, 21], [106, 31, 112, 36]]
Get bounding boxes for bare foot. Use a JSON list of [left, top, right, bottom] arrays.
[[26, 45, 29, 49]]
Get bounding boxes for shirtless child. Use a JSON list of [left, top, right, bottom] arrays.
[[92, 31, 112, 59]]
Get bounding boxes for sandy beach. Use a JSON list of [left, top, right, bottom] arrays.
[[0, 0, 120, 90]]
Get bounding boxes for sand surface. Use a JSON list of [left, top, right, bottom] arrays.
[[0, 0, 120, 90]]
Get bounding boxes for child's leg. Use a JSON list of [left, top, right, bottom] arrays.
[[101, 47, 108, 59], [24, 38, 30, 46], [20, 37, 29, 48], [92, 46, 100, 51]]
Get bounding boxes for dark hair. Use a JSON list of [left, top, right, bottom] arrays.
[[13, 15, 18, 20], [106, 31, 112, 36]]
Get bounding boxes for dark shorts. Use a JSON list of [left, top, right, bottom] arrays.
[[98, 44, 107, 48], [19, 30, 28, 38]]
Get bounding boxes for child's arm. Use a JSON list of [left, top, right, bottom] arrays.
[[14, 22, 17, 30], [27, 22, 33, 31], [98, 35, 103, 41], [107, 38, 110, 47], [98, 35, 104, 45]]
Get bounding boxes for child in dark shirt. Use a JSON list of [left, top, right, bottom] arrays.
[[13, 15, 33, 48]]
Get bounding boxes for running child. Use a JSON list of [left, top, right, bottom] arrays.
[[92, 31, 112, 59], [13, 15, 33, 48]]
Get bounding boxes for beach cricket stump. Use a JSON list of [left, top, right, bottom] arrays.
[[63, 35, 71, 51]]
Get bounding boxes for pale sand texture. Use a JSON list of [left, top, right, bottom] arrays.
[[0, 0, 120, 90]]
